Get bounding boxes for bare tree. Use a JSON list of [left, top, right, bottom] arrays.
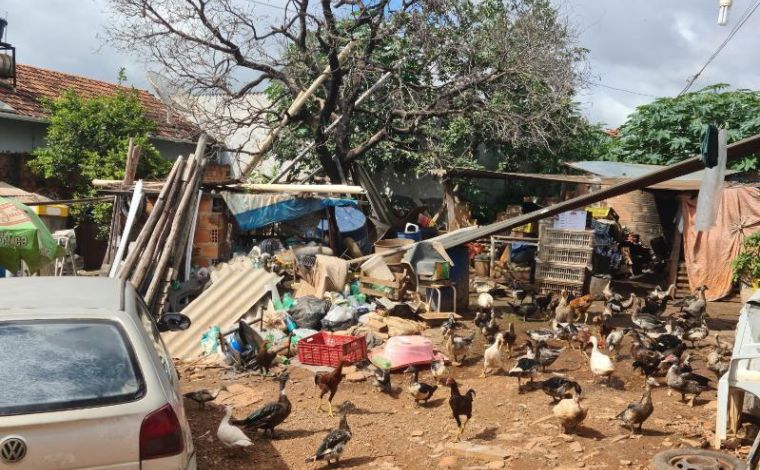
[[105, 0, 587, 182]]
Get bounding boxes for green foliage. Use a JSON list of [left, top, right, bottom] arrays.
[[30, 88, 170, 234], [608, 85, 760, 170], [732, 231, 760, 286], [265, 0, 600, 179]]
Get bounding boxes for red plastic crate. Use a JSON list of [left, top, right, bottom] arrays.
[[297, 332, 368, 367]]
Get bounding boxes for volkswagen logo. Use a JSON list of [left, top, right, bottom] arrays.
[[0, 437, 27, 463]]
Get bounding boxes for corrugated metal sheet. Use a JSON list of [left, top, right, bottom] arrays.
[[164, 258, 282, 359], [567, 161, 737, 182]]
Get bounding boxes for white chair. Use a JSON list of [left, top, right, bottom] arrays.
[[715, 291, 760, 447]]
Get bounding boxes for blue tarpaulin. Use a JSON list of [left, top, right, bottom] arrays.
[[221, 192, 358, 231]]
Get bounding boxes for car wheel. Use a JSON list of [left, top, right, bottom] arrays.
[[651, 448, 747, 470]]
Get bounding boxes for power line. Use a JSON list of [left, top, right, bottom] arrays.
[[678, 0, 760, 96], [590, 81, 656, 98]]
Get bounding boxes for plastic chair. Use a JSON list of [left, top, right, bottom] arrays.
[[715, 294, 760, 446]]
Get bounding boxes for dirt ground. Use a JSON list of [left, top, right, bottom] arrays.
[[178, 296, 747, 470]]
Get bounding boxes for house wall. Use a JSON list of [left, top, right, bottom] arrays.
[[0, 118, 47, 153], [191, 194, 231, 267]]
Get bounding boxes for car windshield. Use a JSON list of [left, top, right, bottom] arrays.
[[0, 320, 145, 416]]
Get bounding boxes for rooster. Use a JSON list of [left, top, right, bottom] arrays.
[[568, 294, 595, 323], [315, 359, 349, 417], [446, 378, 476, 441]]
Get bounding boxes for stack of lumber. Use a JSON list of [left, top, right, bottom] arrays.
[[116, 136, 208, 312]]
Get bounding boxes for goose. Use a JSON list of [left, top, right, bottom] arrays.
[[663, 356, 710, 406], [217, 406, 254, 450], [707, 334, 732, 380], [526, 326, 555, 342], [680, 285, 708, 319], [602, 280, 621, 302], [631, 300, 664, 331], [541, 376, 582, 403], [615, 378, 657, 435], [683, 319, 709, 347], [589, 336, 615, 384], [508, 342, 541, 393], [184, 385, 227, 408], [534, 340, 564, 372]]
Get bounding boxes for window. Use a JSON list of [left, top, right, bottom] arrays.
[[0, 320, 145, 416], [136, 299, 176, 386]]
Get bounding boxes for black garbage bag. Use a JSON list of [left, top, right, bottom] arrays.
[[289, 296, 331, 330]]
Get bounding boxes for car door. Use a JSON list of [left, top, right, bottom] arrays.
[[134, 300, 195, 461]]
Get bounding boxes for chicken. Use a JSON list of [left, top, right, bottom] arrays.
[[541, 376, 581, 403], [568, 295, 595, 323], [509, 300, 540, 322], [231, 372, 291, 438], [446, 378, 476, 441], [481, 333, 505, 377], [603, 280, 622, 302], [444, 330, 475, 364], [553, 293, 574, 324], [508, 342, 541, 393], [664, 356, 710, 406], [305, 401, 353, 466], [553, 388, 587, 435], [441, 313, 461, 337], [405, 366, 438, 405], [502, 323, 517, 358], [534, 291, 554, 316], [473, 310, 490, 330], [509, 280, 527, 304], [431, 359, 450, 384], [372, 367, 392, 394], [314, 359, 349, 417], [477, 292, 495, 319], [481, 316, 500, 344], [616, 379, 656, 435], [217, 406, 254, 451], [184, 385, 227, 408], [589, 336, 615, 384]]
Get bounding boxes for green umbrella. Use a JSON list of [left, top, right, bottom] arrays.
[[0, 196, 64, 273]]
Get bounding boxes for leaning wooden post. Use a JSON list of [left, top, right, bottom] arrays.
[[119, 156, 184, 280]]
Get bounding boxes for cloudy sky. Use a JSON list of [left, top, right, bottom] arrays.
[[2, 0, 758, 128]]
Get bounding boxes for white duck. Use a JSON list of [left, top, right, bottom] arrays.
[[481, 333, 504, 377], [589, 336, 615, 385], [217, 406, 254, 450]]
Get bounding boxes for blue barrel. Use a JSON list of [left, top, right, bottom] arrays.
[[318, 206, 370, 253], [446, 245, 470, 311]]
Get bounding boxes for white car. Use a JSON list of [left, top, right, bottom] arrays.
[[0, 277, 196, 469]]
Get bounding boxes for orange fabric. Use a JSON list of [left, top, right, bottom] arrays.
[[681, 187, 760, 300]]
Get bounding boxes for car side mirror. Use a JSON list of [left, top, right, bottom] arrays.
[[157, 313, 192, 332]]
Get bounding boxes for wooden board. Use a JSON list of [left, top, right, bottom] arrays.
[[418, 312, 462, 324]]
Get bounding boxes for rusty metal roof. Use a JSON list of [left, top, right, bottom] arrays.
[[163, 257, 282, 359]]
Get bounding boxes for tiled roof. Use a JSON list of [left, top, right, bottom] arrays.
[[0, 64, 200, 141]]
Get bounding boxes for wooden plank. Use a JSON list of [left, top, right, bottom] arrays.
[[419, 312, 461, 322]]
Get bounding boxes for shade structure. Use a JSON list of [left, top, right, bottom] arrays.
[[0, 196, 64, 273]]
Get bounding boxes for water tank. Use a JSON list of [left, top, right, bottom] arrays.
[[0, 54, 13, 79]]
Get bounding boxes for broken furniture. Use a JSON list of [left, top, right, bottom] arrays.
[[716, 291, 760, 447], [359, 264, 412, 301]]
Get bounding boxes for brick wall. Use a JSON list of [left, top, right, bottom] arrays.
[[0, 153, 45, 192], [192, 194, 231, 267]]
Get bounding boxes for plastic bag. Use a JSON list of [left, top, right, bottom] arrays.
[[321, 304, 357, 331], [200, 325, 222, 355], [288, 296, 331, 330]]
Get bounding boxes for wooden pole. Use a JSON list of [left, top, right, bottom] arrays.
[[130, 158, 189, 287], [144, 136, 208, 307], [120, 156, 185, 281]]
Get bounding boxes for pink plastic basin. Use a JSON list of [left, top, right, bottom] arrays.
[[371, 335, 434, 369]]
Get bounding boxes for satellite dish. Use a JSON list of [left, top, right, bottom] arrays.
[[146, 71, 191, 114]]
